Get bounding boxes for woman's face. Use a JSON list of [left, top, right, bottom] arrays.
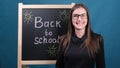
[[72, 7, 88, 30]]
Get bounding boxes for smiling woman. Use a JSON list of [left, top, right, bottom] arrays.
[[56, 3, 105, 68]]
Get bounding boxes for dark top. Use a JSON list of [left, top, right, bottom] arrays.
[[56, 33, 105, 68]]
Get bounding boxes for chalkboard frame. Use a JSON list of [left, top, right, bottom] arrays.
[[18, 3, 74, 68]]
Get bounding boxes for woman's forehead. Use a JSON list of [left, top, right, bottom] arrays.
[[73, 7, 87, 14]]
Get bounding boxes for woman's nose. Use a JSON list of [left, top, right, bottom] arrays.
[[78, 16, 82, 21]]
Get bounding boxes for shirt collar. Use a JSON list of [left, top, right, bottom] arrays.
[[71, 32, 87, 44]]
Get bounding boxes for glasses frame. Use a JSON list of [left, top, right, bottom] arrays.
[[72, 13, 87, 20]]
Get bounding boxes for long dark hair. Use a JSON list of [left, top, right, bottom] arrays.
[[60, 3, 100, 57]]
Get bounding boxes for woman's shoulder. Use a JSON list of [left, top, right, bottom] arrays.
[[92, 32, 103, 38], [92, 32, 104, 43], [92, 32, 104, 51]]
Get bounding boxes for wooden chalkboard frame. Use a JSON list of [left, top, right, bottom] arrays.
[[18, 3, 74, 68]]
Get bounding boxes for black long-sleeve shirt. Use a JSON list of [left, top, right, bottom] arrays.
[[56, 33, 105, 68]]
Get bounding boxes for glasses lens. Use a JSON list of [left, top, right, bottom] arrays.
[[72, 13, 87, 20]]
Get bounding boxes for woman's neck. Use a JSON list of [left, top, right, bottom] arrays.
[[75, 28, 85, 38]]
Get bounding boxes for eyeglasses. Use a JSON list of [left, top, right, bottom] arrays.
[[72, 13, 87, 20]]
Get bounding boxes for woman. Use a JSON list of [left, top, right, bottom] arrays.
[[56, 3, 105, 68]]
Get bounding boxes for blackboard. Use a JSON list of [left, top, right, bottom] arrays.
[[22, 8, 70, 60], [18, 3, 73, 67]]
